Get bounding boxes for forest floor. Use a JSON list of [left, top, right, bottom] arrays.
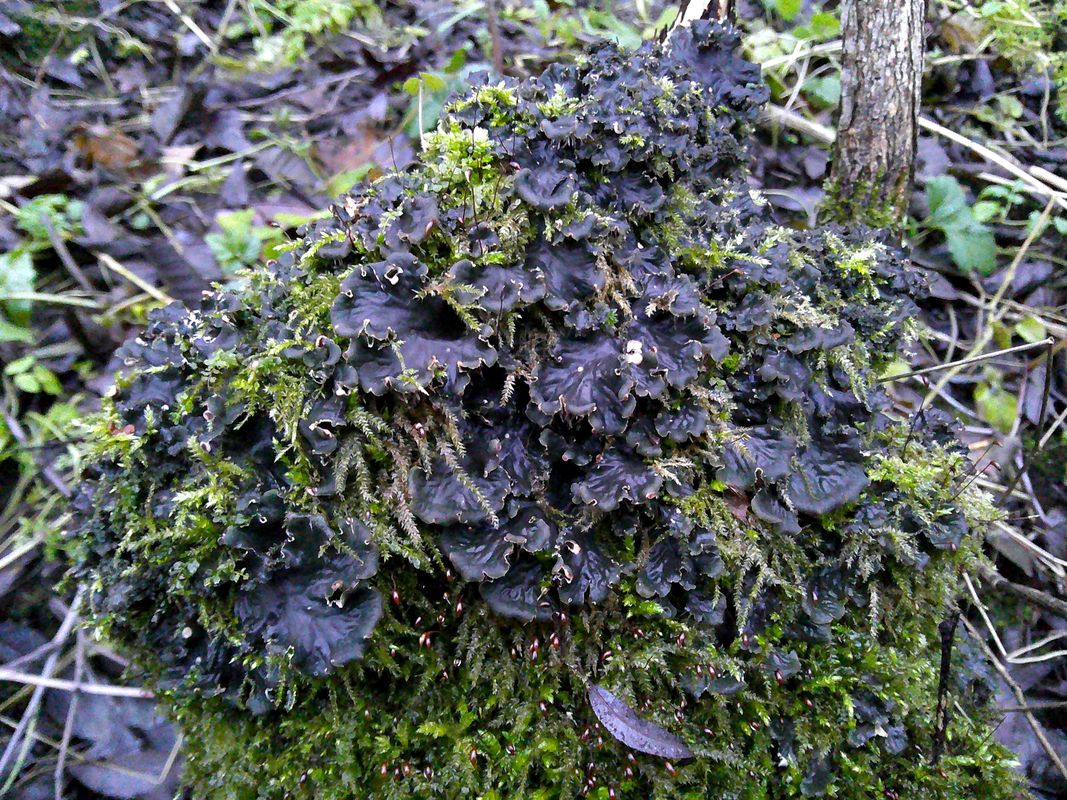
[[0, 1, 1065, 797]]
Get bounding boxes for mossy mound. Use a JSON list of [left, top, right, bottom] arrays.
[[70, 23, 1020, 799]]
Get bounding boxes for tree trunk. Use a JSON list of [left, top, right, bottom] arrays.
[[825, 0, 925, 230]]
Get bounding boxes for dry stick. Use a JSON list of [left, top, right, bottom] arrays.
[[668, 0, 733, 37], [0, 292, 101, 310], [0, 589, 83, 787], [97, 253, 173, 304], [0, 668, 153, 700], [930, 611, 960, 765], [484, 0, 504, 76], [999, 338, 1054, 503], [960, 616, 1067, 785], [0, 642, 60, 673], [0, 536, 44, 574], [1000, 701, 1067, 712], [761, 105, 1067, 213], [41, 216, 92, 293], [976, 563, 1067, 619], [877, 338, 1055, 383], [1038, 405, 1067, 450], [0, 714, 166, 784], [917, 118, 1067, 213], [161, 0, 214, 50], [54, 632, 85, 800], [925, 197, 1056, 409]]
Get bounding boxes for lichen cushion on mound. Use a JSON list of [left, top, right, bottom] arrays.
[[70, 22, 1020, 800]]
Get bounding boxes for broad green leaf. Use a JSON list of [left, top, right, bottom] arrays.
[[804, 12, 841, 41], [33, 364, 62, 395], [4, 355, 34, 375], [13, 372, 40, 393], [582, 10, 642, 49], [925, 176, 998, 273], [996, 94, 1023, 119], [325, 165, 374, 198], [975, 381, 1017, 434], [925, 176, 969, 227], [15, 194, 83, 246], [420, 71, 447, 93], [0, 318, 33, 344], [878, 359, 912, 381], [216, 209, 255, 236], [944, 224, 997, 275], [972, 201, 1001, 223], [444, 48, 467, 74], [1014, 315, 1047, 344], [0, 249, 36, 326], [802, 75, 841, 107], [992, 320, 1013, 350], [773, 0, 802, 21]]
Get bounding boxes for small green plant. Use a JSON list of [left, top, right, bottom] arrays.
[[0, 250, 36, 339], [923, 175, 999, 274], [745, 7, 841, 101], [761, 0, 803, 22], [401, 49, 474, 139], [975, 367, 1019, 433], [226, 0, 387, 70], [938, 0, 1067, 125], [3, 355, 62, 396], [205, 210, 285, 274], [14, 193, 84, 250]]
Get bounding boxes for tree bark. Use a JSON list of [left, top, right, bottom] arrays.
[[825, 0, 925, 229]]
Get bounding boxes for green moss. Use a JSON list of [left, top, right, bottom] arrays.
[[820, 176, 903, 231], [168, 600, 1019, 800]]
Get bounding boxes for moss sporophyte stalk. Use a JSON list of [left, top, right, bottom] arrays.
[[69, 23, 1021, 800]]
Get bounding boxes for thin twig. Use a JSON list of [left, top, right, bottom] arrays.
[[0, 292, 101, 309], [999, 701, 1067, 712], [930, 611, 960, 765], [965, 573, 1067, 663], [1000, 338, 1055, 502], [960, 616, 1067, 786], [41, 216, 93, 292], [98, 253, 174, 304], [0, 590, 83, 785], [0, 669, 154, 699], [760, 104, 835, 145], [0, 535, 44, 574], [918, 118, 1067, 213], [758, 106, 1067, 217], [926, 198, 1056, 405], [976, 564, 1067, 619], [0, 642, 60, 672], [54, 632, 85, 800], [1038, 405, 1067, 450], [878, 338, 1054, 383], [484, 0, 504, 75], [161, 0, 214, 50]]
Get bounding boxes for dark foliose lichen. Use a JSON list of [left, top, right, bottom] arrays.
[[69, 23, 1021, 800]]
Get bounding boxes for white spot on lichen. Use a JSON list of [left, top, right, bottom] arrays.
[[624, 339, 643, 365]]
